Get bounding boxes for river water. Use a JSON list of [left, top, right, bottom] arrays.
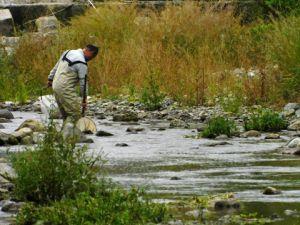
[[1, 112, 300, 224]]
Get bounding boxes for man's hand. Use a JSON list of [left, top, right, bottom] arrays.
[[47, 80, 53, 88]]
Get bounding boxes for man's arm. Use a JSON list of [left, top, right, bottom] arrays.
[[77, 64, 88, 98]]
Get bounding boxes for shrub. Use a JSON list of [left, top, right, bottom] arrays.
[[218, 92, 243, 114], [244, 109, 287, 132], [16, 189, 167, 225], [140, 70, 165, 111], [10, 121, 102, 204], [202, 117, 237, 139]]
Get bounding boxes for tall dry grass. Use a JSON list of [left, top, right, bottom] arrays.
[[11, 2, 300, 105]]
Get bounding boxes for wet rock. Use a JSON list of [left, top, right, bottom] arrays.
[[12, 127, 33, 140], [263, 186, 282, 195], [115, 143, 129, 147], [170, 176, 181, 180], [121, 122, 140, 126], [296, 109, 300, 118], [0, 109, 13, 119], [241, 130, 261, 138], [158, 127, 166, 131], [0, 118, 11, 123], [287, 138, 300, 148], [185, 209, 200, 219], [96, 113, 106, 120], [35, 16, 59, 33], [204, 141, 231, 147], [1, 200, 24, 213], [0, 9, 14, 36], [288, 120, 300, 131], [62, 122, 82, 141], [16, 119, 45, 132], [21, 135, 33, 145], [79, 137, 94, 144], [0, 131, 18, 146], [0, 124, 4, 129], [113, 111, 138, 122], [284, 103, 300, 111], [215, 134, 229, 140], [126, 127, 145, 133], [169, 119, 186, 128], [265, 133, 280, 139], [96, 130, 113, 137], [214, 200, 241, 210]]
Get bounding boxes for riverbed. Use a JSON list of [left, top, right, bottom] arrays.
[[1, 111, 300, 224]]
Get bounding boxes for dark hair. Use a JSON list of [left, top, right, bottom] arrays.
[[86, 44, 99, 57]]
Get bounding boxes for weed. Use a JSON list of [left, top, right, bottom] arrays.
[[202, 117, 237, 139]]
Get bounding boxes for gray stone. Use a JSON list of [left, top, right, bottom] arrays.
[[263, 186, 281, 195], [296, 109, 300, 118], [126, 127, 145, 133], [168, 220, 183, 225], [170, 176, 181, 180], [214, 200, 241, 210], [1, 200, 24, 213], [16, 119, 45, 132], [169, 119, 186, 128], [0, 118, 11, 123], [35, 16, 59, 33], [241, 130, 261, 138], [288, 120, 300, 131], [96, 130, 113, 137], [0, 9, 14, 36], [115, 143, 129, 147], [283, 109, 295, 117], [12, 127, 33, 139], [215, 134, 229, 140], [0, 131, 18, 145], [185, 209, 200, 219], [113, 112, 138, 122], [0, 124, 4, 129], [0, 36, 19, 47], [62, 122, 82, 141], [0, 109, 13, 119], [265, 133, 280, 140], [204, 141, 231, 147], [288, 138, 300, 148], [284, 103, 300, 111]]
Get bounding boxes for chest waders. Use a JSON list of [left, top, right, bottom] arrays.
[[52, 51, 87, 123]]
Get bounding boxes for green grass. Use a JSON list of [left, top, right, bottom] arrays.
[[244, 109, 287, 132], [202, 116, 237, 139]]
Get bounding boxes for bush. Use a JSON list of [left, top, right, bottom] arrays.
[[10, 122, 101, 204], [202, 117, 237, 139], [140, 70, 165, 111], [244, 109, 287, 132], [16, 189, 167, 225]]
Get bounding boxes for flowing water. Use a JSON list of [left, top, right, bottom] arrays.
[[1, 112, 300, 224]]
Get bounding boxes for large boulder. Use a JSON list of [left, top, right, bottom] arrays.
[[284, 103, 300, 111], [16, 119, 45, 132], [11, 127, 33, 140], [0, 131, 18, 146], [35, 16, 59, 33], [0, 9, 14, 36], [288, 119, 300, 131], [0, 109, 13, 119], [287, 138, 300, 148]]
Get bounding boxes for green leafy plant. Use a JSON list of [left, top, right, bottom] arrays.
[[141, 70, 165, 111], [10, 121, 102, 204], [218, 93, 243, 114], [244, 109, 287, 132], [202, 117, 237, 139]]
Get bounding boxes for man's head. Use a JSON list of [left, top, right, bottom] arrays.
[[83, 44, 99, 62]]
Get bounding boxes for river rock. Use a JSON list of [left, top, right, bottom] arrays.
[[16, 119, 45, 132], [0, 118, 11, 123], [0, 109, 13, 119], [265, 133, 280, 139], [288, 120, 300, 131], [126, 127, 144, 133], [241, 130, 261, 138], [35, 16, 59, 33], [185, 209, 200, 219], [62, 122, 82, 141], [1, 200, 24, 213], [113, 112, 138, 122], [170, 176, 181, 180], [287, 138, 300, 148], [0, 9, 14, 36], [283, 109, 295, 117], [215, 134, 229, 140], [168, 220, 183, 225], [284, 103, 300, 111], [12, 127, 33, 140], [296, 109, 300, 118], [0, 124, 4, 129], [115, 143, 129, 147], [263, 186, 281, 195], [0, 131, 18, 145], [169, 119, 186, 128], [21, 135, 33, 145], [96, 130, 113, 137], [214, 200, 240, 210], [204, 141, 231, 147]]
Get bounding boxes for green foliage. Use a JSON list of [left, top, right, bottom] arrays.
[[202, 117, 237, 139], [141, 70, 165, 111], [218, 93, 243, 114], [228, 213, 271, 225], [244, 109, 287, 132], [265, 0, 300, 15], [16, 188, 167, 225], [10, 121, 101, 204]]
